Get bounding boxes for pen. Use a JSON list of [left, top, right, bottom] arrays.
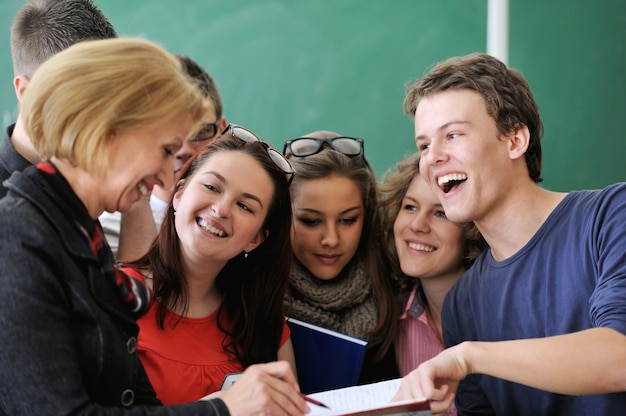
[[275, 375, 330, 409], [301, 393, 330, 409]]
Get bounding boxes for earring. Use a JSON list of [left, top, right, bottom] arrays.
[[244, 252, 248, 259]]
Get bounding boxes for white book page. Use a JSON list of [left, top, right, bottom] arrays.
[[306, 378, 426, 415]]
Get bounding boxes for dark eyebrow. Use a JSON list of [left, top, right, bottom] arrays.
[[296, 208, 322, 215], [205, 171, 226, 183], [340, 206, 363, 216], [204, 171, 264, 208], [415, 120, 471, 142], [296, 206, 362, 216], [241, 192, 264, 208]]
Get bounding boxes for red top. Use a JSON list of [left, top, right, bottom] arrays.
[[126, 268, 290, 405]]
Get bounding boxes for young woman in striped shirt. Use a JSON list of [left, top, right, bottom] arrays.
[[380, 153, 486, 414]]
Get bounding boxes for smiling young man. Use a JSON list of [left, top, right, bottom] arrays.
[[393, 53, 626, 415]]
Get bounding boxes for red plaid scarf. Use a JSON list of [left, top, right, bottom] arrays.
[[37, 162, 152, 318], [88, 223, 152, 317]]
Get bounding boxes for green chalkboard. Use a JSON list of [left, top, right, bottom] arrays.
[[1, 0, 624, 190]]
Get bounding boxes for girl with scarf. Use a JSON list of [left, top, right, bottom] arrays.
[[282, 130, 400, 384]]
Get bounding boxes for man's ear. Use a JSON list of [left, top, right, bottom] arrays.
[[14, 75, 30, 101], [218, 116, 228, 132], [507, 124, 530, 161], [244, 229, 269, 254]]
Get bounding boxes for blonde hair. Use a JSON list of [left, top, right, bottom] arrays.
[[20, 37, 212, 175]]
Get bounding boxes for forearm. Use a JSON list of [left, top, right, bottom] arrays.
[[463, 327, 626, 395], [118, 197, 158, 262], [277, 339, 298, 382]]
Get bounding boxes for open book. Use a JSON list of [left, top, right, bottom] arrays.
[[287, 317, 368, 394], [306, 378, 430, 416]]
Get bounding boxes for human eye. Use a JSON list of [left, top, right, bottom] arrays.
[[435, 210, 448, 219], [237, 201, 253, 213], [402, 202, 418, 212], [415, 139, 430, 153], [203, 183, 219, 193], [297, 217, 321, 227], [163, 144, 181, 159], [190, 123, 218, 143], [447, 131, 460, 140], [339, 217, 358, 225], [401, 197, 418, 212]]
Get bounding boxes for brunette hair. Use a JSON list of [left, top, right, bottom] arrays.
[[404, 52, 544, 183], [285, 131, 399, 359], [176, 54, 223, 119], [125, 135, 293, 366]]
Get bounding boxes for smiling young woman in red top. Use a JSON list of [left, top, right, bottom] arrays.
[[123, 129, 298, 405]]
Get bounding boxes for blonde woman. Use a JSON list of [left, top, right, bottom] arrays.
[[0, 38, 308, 416]]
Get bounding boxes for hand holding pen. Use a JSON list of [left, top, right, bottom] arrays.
[[218, 361, 321, 416], [300, 394, 329, 409]]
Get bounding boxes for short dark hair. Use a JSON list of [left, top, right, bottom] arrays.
[[11, 0, 117, 78], [404, 53, 544, 183], [176, 54, 223, 119]]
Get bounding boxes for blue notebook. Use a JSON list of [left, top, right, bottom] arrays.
[[287, 317, 368, 394]]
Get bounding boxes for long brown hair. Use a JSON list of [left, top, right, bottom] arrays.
[[285, 132, 399, 360], [125, 136, 293, 366]]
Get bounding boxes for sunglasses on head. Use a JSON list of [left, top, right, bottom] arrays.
[[221, 124, 296, 184], [282, 137, 364, 158], [189, 120, 221, 143]]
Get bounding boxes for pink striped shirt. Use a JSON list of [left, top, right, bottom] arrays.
[[395, 286, 457, 416]]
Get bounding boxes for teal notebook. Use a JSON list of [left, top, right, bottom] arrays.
[[287, 317, 368, 394]]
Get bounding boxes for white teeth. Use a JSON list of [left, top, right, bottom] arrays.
[[198, 218, 226, 237], [438, 173, 468, 187], [408, 242, 435, 252], [137, 182, 149, 197]]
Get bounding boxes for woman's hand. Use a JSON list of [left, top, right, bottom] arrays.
[[215, 361, 310, 416]]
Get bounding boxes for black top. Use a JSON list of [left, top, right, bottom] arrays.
[[358, 342, 400, 385], [0, 163, 230, 415], [0, 123, 31, 198]]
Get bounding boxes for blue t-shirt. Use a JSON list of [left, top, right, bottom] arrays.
[[443, 183, 626, 415]]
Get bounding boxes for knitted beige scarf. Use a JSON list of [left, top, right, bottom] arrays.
[[285, 258, 377, 340]]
